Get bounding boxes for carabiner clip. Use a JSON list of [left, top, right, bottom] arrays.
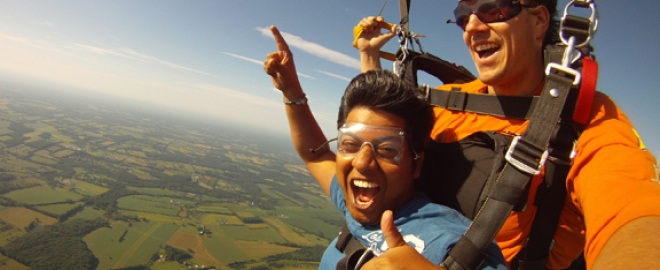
[[559, 0, 599, 47]]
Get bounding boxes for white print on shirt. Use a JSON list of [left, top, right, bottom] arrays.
[[361, 230, 425, 256]]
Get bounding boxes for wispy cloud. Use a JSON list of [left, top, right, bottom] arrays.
[[314, 69, 351, 82], [72, 43, 216, 77], [222, 52, 263, 65], [256, 27, 360, 70], [222, 51, 315, 80]]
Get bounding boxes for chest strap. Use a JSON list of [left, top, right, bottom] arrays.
[[428, 88, 537, 120]]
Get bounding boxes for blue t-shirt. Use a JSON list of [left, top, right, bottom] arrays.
[[319, 176, 506, 270]]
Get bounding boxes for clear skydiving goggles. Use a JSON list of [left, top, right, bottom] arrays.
[[453, 0, 538, 31], [337, 122, 418, 165]]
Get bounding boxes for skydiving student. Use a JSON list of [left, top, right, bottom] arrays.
[[353, 0, 660, 269], [263, 25, 506, 269]]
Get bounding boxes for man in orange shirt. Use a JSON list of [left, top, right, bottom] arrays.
[[355, 0, 660, 269]]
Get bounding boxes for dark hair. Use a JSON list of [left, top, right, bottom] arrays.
[[337, 69, 434, 154], [530, 0, 560, 46]]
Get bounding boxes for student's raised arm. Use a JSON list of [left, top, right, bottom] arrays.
[[264, 25, 335, 195]]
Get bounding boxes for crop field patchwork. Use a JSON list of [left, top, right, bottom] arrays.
[[1, 186, 84, 205], [0, 206, 58, 228]]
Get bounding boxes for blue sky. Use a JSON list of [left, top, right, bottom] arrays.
[[0, 0, 658, 158]]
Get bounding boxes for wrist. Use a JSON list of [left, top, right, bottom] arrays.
[[283, 93, 308, 105]]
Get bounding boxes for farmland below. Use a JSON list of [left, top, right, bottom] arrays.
[[0, 85, 343, 270]]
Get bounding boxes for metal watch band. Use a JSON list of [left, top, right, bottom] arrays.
[[283, 94, 308, 105]]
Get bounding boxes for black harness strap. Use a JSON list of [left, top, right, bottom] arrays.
[[441, 65, 578, 270], [514, 46, 581, 270], [429, 88, 537, 120], [336, 224, 374, 270]]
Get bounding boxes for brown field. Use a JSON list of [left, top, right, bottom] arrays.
[[0, 207, 58, 228], [246, 224, 269, 230], [0, 254, 29, 270], [197, 181, 213, 190], [201, 214, 242, 226], [167, 229, 221, 267], [234, 211, 255, 219], [52, 149, 75, 158], [34, 150, 54, 159], [234, 240, 298, 260], [263, 217, 313, 246]]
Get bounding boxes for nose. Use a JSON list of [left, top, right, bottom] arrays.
[[464, 14, 488, 32], [352, 142, 378, 170]]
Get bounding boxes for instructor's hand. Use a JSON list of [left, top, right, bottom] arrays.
[[360, 210, 444, 270]]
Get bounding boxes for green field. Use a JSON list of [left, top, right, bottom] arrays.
[[35, 202, 83, 216], [71, 207, 106, 220], [0, 91, 341, 269], [71, 179, 109, 196], [195, 205, 232, 214], [1, 186, 84, 205], [117, 195, 196, 216], [84, 221, 179, 270]]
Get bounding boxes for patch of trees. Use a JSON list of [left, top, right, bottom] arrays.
[[163, 245, 192, 262], [263, 245, 326, 263], [7, 121, 33, 134], [27, 139, 56, 150], [0, 218, 109, 270], [239, 216, 264, 224], [59, 204, 85, 222], [81, 187, 137, 212], [39, 131, 52, 140], [3, 133, 28, 148]]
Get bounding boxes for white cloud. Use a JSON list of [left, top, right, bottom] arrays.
[[222, 51, 315, 80], [256, 27, 360, 70], [314, 69, 351, 82], [72, 43, 216, 77]]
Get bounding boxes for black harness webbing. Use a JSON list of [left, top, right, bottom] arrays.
[[429, 89, 537, 120], [335, 224, 374, 270], [440, 66, 579, 270]]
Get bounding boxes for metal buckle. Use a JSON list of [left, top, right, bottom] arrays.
[[505, 136, 549, 175], [545, 63, 581, 86], [560, 0, 599, 47]]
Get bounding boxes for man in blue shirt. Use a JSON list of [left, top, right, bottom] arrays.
[[264, 25, 505, 269]]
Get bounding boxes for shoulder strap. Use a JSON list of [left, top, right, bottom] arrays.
[[335, 224, 374, 270], [441, 47, 582, 270]]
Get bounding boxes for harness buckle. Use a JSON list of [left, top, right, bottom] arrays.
[[505, 136, 549, 175], [560, 0, 598, 47], [545, 63, 581, 85]]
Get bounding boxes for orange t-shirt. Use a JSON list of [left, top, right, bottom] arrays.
[[431, 80, 660, 269]]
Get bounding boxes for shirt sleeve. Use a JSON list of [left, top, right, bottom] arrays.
[[565, 92, 660, 268]]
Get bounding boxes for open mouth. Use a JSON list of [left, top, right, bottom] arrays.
[[475, 43, 500, 59], [352, 179, 380, 209]]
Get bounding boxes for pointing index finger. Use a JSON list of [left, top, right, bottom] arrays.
[[270, 25, 290, 52]]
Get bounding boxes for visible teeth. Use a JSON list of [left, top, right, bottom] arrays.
[[475, 43, 499, 52], [353, 180, 379, 188]]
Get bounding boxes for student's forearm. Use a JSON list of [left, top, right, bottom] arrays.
[[281, 86, 335, 194]]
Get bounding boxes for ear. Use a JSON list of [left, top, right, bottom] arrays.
[[529, 5, 550, 45], [412, 152, 425, 179]]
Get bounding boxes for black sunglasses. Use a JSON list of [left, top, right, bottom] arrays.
[[453, 0, 537, 30]]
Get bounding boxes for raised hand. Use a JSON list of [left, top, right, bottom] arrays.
[[354, 16, 397, 54], [360, 210, 444, 270], [264, 25, 303, 97]]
